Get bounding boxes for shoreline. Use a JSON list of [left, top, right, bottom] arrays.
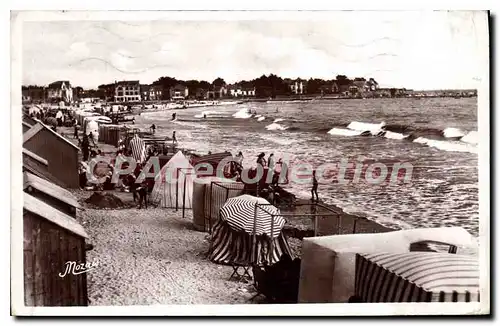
[[61, 125, 394, 241]]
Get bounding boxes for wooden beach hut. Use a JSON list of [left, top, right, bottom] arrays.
[[22, 148, 65, 188], [23, 193, 89, 306], [23, 122, 80, 188], [23, 115, 37, 128], [23, 171, 81, 218], [22, 121, 33, 133]]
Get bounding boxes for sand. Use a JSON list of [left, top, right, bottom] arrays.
[[73, 188, 257, 305]]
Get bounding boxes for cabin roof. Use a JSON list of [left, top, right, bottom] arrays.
[[22, 148, 48, 166], [24, 193, 88, 239], [23, 122, 80, 151], [23, 172, 81, 209]]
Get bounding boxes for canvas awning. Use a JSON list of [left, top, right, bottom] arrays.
[[354, 251, 480, 302], [219, 195, 285, 238]]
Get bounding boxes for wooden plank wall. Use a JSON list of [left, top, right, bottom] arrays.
[[23, 129, 79, 188], [23, 212, 88, 306]]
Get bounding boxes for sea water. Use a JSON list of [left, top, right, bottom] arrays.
[[137, 97, 479, 236]]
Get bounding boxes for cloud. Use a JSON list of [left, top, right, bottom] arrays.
[[20, 13, 487, 89]]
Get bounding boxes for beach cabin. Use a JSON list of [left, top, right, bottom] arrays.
[[23, 193, 89, 306], [297, 227, 478, 303], [22, 148, 65, 188], [23, 122, 80, 188], [23, 172, 81, 218], [23, 115, 37, 127], [22, 121, 33, 133]]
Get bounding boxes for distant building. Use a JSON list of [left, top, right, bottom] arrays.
[[288, 79, 305, 95], [96, 84, 114, 101], [206, 85, 229, 99], [140, 84, 151, 101], [228, 84, 256, 97], [320, 81, 340, 95], [169, 84, 189, 100], [140, 84, 164, 101], [22, 89, 31, 103], [47, 81, 73, 103], [114, 80, 141, 102]]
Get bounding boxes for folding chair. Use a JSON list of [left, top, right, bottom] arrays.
[[228, 263, 252, 282]]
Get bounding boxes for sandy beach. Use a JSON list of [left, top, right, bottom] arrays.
[[72, 190, 259, 305]]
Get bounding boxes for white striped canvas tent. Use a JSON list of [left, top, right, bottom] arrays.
[[209, 195, 292, 266], [220, 195, 286, 238], [129, 134, 147, 164], [354, 252, 480, 302], [151, 151, 195, 209]]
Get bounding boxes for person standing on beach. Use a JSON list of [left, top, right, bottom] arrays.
[[268, 153, 275, 170], [257, 152, 267, 168], [82, 134, 90, 161], [150, 124, 156, 134], [172, 131, 178, 146], [73, 119, 78, 139], [311, 170, 319, 202]]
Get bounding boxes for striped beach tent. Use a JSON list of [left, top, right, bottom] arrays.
[[220, 195, 286, 238], [209, 195, 292, 266], [129, 134, 147, 164], [150, 151, 195, 209], [354, 252, 480, 302]]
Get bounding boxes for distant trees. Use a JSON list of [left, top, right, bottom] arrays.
[[212, 77, 226, 87], [336, 75, 351, 86]]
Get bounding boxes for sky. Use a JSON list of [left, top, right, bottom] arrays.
[[20, 11, 488, 90]]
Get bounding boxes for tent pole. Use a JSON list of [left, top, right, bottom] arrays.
[[175, 167, 179, 211], [252, 204, 258, 266], [208, 182, 214, 234], [182, 170, 187, 218], [269, 212, 274, 264]]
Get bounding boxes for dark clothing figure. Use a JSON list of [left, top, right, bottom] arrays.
[[311, 171, 319, 202], [79, 170, 87, 188], [172, 131, 178, 145], [136, 185, 148, 209], [172, 113, 177, 121], [73, 123, 78, 139], [150, 124, 156, 134], [257, 153, 266, 168], [82, 135, 90, 161]]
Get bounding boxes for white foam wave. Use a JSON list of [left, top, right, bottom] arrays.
[[172, 120, 208, 129], [327, 128, 362, 136], [383, 131, 407, 140], [259, 135, 296, 146], [460, 131, 478, 144], [443, 127, 466, 138], [194, 110, 222, 118], [257, 116, 266, 122], [414, 137, 477, 154], [273, 118, 285, 123], [232, 108, 252, 119], [265, 122, 288, 131], [347, 121, 385, 133]]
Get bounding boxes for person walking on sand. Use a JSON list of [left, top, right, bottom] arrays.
[[172, 131, 178, 146], [311, 170, 319, 202]]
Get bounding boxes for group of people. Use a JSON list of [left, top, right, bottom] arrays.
[[253, 151, 319, 202]]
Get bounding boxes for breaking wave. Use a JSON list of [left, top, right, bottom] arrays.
[[232, 108, 253, 119], [326, 121, 478, 154], [265, 122, 288, 131]]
